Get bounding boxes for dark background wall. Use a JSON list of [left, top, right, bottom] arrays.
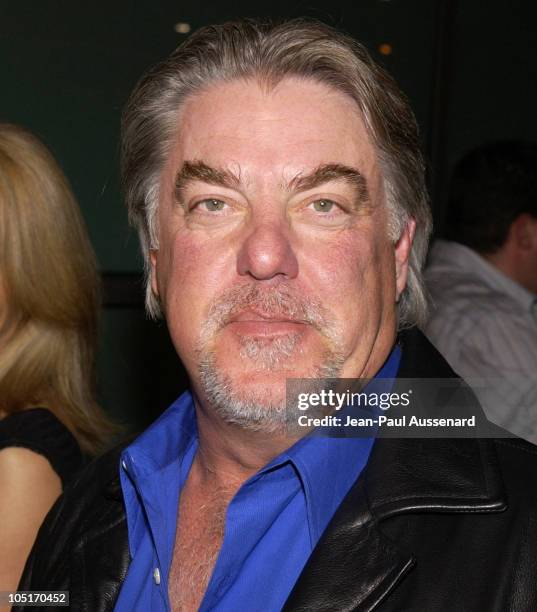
[[1, 1, 536, 434]]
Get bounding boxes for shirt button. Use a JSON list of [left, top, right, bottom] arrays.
[[153, 567, 161, 585]]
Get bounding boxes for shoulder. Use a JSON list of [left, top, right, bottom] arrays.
[[472, 423, 537, 515], [493, 436, 537, 497], [18, 439, 132, 592], [0, 447, 62, 596], [0, 448, 62, 529], [0, 408, 83, 486], [425, 286, 532, 357], [426, 256, 528, 330], [428, 280, 512, 321], [0, 446, 61, 489]]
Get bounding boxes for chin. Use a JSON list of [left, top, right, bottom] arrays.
[[196, 341, 346, 432], [198, 361, 290, 432]]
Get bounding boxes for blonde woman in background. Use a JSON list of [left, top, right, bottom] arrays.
[[0, 124, 115, 595]]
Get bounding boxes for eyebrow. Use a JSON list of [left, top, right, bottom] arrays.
[[175, 160, 241, 199], [174, 160, 369, 202], [288, 163, 369, 202]]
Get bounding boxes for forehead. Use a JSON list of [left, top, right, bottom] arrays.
[[163, 77, 381, 191]]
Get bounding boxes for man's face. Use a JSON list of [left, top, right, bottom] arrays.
[[151, 77, 414, 428]]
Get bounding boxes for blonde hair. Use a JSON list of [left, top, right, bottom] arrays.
[[122, 19, 432, 327], [0, 124, 115, 455]]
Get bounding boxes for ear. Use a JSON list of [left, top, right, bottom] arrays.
[[394, 218, 417, 301], [149, 249, 160, 298], [512, 213, 537, 250]]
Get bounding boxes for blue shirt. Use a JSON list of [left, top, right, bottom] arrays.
[[114, 346, 401, 611]]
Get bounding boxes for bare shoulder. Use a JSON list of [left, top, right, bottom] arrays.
[[0, 446, 61, 498], [0, 447, 62, 592]]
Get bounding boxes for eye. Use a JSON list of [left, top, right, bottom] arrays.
[[310, 199, 339, 213], [195, 198, 227, 212]]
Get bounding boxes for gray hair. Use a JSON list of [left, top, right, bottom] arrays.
[[121, 18, 432, 327]]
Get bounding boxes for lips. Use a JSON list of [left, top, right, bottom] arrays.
[[227, 309, 307, 336], [229, 308, 303, 324]]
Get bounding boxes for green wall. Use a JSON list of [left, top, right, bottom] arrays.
[[1, 1, 535, 435]]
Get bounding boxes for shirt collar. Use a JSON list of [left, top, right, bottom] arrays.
[[122, 344, 401, 547], [123, 392, 197, 477], [255, 344, 401, 542], [431, 239, 536, 313]]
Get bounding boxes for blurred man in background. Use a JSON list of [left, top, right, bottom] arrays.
[[426, 141, 537, 442]]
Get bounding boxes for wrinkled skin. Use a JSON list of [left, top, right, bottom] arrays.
[[151, 77, 415, 423]]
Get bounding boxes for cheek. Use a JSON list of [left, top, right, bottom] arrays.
[[157, 232, 219, 366], [158, 232, 202, 304], [158, 236, 198, 358], [158, 230, 235, 321], [307, 230, 381, 298], [304, 229, 395, 329]]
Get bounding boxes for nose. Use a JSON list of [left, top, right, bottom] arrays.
[[236, 219, 299, 281]]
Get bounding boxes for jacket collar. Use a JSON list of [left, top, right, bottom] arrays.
[[102, 330, 508, 611], [369, 327, 505, 517], [283, 329, 507, 611]]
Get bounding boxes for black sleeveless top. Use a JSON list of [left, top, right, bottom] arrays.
[[0, 408, 83, 487]]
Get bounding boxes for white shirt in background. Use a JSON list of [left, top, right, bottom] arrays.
[[425, 239, 537, 444]]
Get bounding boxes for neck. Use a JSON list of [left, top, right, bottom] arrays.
[[190, 329, 396, 492], [481, 249, 535, 293], [191, 398, 300, 492]]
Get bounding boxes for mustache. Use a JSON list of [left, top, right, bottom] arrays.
[[202, 284, 333, 335]]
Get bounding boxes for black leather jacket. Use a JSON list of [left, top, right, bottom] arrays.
[[17, 330, 537, 611]]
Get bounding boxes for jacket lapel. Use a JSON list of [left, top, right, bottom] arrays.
[[283, 477, 415, 612], [284, 331, 507, 611], [284, 435, 506, 612]]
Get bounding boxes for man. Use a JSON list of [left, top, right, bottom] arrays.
[[18, 19, 537, 611], [425, 142, 537, 443]]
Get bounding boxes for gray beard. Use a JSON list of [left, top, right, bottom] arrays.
[[196, 284, 346, 433]]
